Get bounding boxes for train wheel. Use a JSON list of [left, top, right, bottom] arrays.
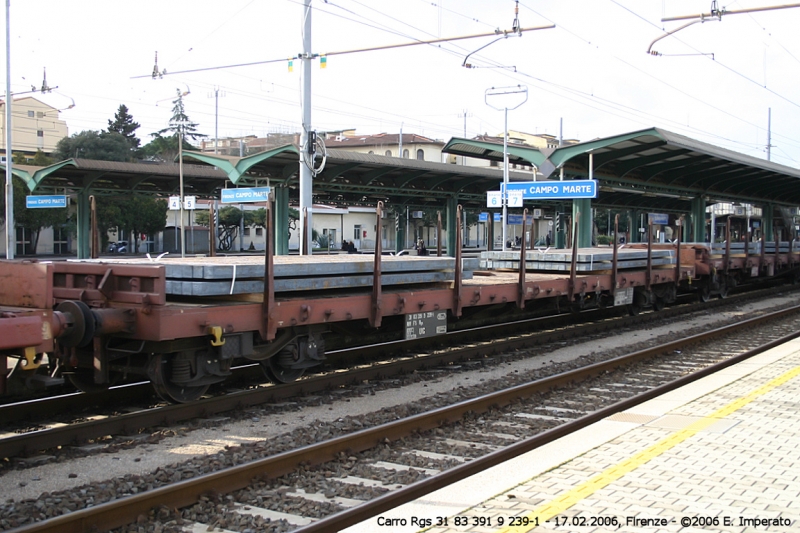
[[718, 283, 729, 299], [261, 344, 305, 384], [261, 356, 305, 384], [148, 353, 209, 403], [628, 290, 646, 316], [653, 297, 665, 312], [699, 285, 712, 302]]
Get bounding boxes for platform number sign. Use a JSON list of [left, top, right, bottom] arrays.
[[405, 311, 447, 340], [168, 196, 180, 210], [487, 191, 502, 208], [184, 196, 197, 210]]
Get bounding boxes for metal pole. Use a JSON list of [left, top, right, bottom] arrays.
[[485, 85, 527, 252], [502, 107, 509, 251], [179, 129, 185, 258], [4, 0, 13, 259], [767, 107, 772, 161], [299, 0, 313, 255], [214, 87, 219, 155]]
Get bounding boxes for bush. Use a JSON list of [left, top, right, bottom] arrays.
[[596, 235, 614, 245]]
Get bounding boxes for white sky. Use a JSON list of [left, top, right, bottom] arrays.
[[8, 0, 800, 168]]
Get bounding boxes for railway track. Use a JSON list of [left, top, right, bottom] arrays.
[[1, 284, 795, 464], [4, 300, 800, 532], [0, 284, 797, 464]]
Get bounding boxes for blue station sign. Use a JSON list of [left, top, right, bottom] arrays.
[[220, 187, 272, 204], [507, 214, 534, 225], [26, 195, 67, 208], [479, 212, 503, 222], [648, 213, 669, 225], [502, 180, 598, 200]]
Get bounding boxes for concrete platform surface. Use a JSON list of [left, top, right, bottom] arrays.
[[344, 338, 800, 532]]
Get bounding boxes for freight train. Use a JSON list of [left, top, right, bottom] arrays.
[[1, 208, 798, 403]]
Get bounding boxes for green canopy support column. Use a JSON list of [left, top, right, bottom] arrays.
[[76, 190, 91, 259], [555, 204, 566, 249], [690, 196, 706, 243], [763, 204, 774, 241], [446, 196, 458, 257], [630, 210, 645, 243], [572, 198, 592, 248], [394, 211, 405, 254], [624, 210, 635, 243], [273, 186, 289, 256]]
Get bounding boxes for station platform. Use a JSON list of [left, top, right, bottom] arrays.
[[344, 339, 800, 532]]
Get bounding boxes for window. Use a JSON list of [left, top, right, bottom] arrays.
[[255, 227, 263, 236], [384, 150, 392, 156], [416, 149, 424, 160], [27, 110, 34, 117], [403, 149, 409, 158], [243, 227, 251, 236], [37, 130, 44, 137], [353, 225, 362, 240], [37, 111, 44, 118]]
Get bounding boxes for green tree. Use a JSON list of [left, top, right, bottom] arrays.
[[194, 205, 242, 251], [31, 150, 54, 166], [110, 196, 168, 253], [144, 89, 206, 162], [140, 132, 195, 162], [53, 130, 133, 162], [107, 104, 141, 153], [195, 205, 260, 251], [157, 88, 206, 141]]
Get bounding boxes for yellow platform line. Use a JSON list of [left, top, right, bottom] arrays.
[[493, 364, 800, 533]]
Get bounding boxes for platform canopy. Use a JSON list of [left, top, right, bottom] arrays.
[[6, 145, 537, 213], [444, 127, 800, 211], [180, 146, 535, 209], [5, 158, 228, 197]]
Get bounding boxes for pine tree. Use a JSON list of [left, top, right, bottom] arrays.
[[107, 104, 141, 149], [157, 89, 206, 142]]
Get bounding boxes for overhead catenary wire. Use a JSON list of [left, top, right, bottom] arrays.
[[115, 1, 800, 168], [131, 25, 554, 80]]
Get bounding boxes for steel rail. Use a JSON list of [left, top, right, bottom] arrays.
[[11, 304, 800, 533], [1, 283, 796, 457], [296, 308, 800, 533]]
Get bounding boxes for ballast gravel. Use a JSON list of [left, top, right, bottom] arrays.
[[0, 293, 797, 531]]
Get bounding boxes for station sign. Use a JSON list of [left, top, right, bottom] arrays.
[[479, 213, 503, 222], [507, 214, 534, 225], [221, 186, 272, 204], [168, 196, 181, 210], [184, 196, 197, 210], [405, 311, 447, 340], [648, 213, 669, 225], [487, 190, 523, 207], [26, 195, 67, 208], [499, 180, 598, 200]]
